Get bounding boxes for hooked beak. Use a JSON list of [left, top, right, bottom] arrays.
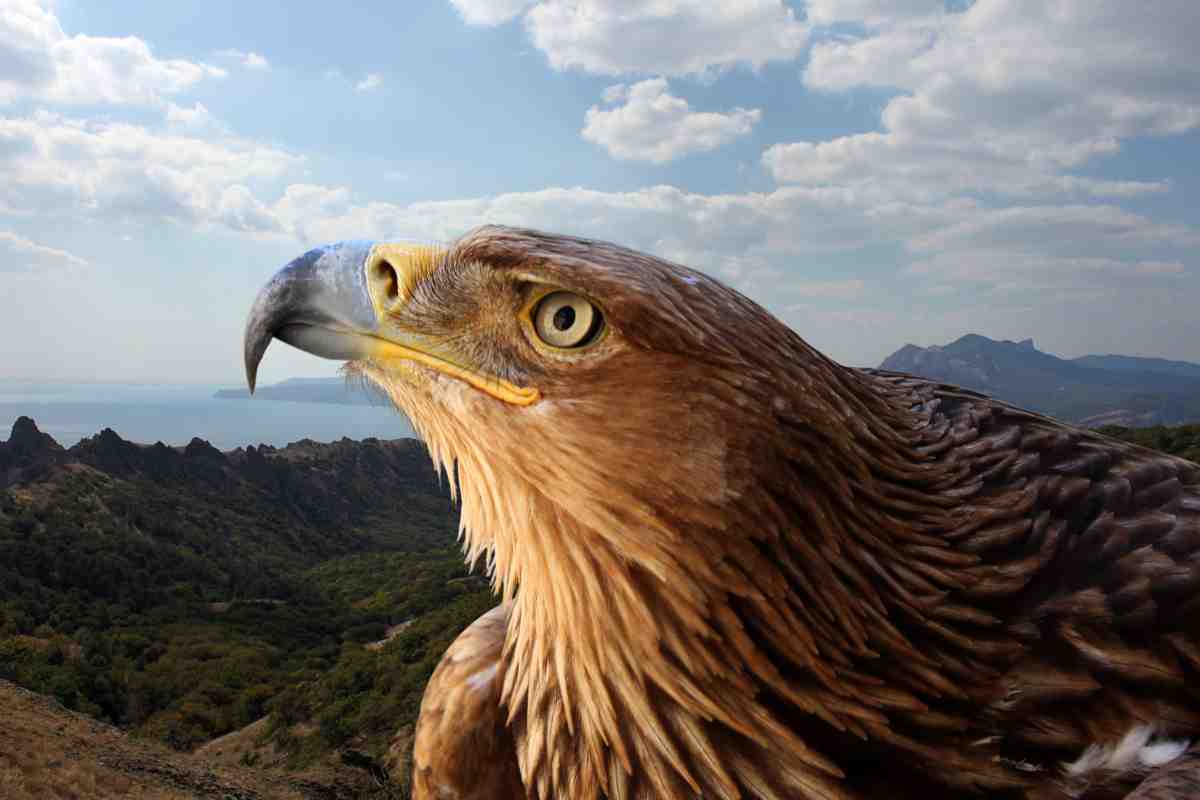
[[243, 240, 540, 405]]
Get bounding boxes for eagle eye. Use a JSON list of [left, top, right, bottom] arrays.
[[531, 291, 604, 349]]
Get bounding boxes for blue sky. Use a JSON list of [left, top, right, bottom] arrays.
[[1, 0, 1198, 384]]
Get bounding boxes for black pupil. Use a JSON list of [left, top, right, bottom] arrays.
[[553, 305, 576, 331]]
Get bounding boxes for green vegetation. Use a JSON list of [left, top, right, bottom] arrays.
[[1099, 423, 1200, 463], [0, 422, 491, 780], [267, 589, 495, 769]]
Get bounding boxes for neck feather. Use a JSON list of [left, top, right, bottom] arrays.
[[370, 359, 1030, 798]]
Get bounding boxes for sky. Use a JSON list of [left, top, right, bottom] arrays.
[[1, 0, 1198, 385]]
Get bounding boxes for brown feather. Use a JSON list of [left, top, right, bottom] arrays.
[[410, 603, 522, 799], [344, 226, 1200, 799]]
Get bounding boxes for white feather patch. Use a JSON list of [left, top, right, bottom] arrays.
[[466, 663, 498, 693], [1140, 738, 1192, 767], [1064, 725, 1190, 778]]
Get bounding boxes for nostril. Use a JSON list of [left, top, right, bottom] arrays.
[[374, 259, 399, 301]]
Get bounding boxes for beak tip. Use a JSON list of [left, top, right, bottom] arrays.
[[244, 308, 272, 397], [242, 240, 378, 396], [244, 336, 267, 396]]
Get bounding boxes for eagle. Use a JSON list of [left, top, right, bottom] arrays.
[[244, 226, 1200, 800]]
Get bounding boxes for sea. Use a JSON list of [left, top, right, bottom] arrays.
[[0, 381, 416, 450]]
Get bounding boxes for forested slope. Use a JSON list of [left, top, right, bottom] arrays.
[[0, 417, 492, 790]]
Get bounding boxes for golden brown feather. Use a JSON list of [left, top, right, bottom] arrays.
[[247, 225, 1200, 800], [412, 603, 522, 799]]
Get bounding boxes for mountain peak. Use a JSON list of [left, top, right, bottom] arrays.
[[184, 437, 225, 462], [6, 416, 63, 456], [943, 333, 1036, 352], [0, 417, 66, 479], [947, 333, 992, 347]]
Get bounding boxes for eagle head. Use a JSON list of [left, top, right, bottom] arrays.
[[244, 226, 872, 596], [244, 225, 947, 798]]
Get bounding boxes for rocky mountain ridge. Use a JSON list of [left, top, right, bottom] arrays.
[[0, 415, 449, 537], [878, 334, 1200, 427]]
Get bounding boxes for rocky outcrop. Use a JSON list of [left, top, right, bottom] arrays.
[[0, 417, 68, 486]]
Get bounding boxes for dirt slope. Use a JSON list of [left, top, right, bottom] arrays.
[[0, 679, 381, 799]]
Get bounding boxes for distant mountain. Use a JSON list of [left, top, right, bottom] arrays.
[[878, 334, 1200, 427], [1070, 354, 1200, 379], [214, 376, 387, 405]]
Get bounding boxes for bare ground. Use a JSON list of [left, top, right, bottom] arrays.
[[0, 679, 388, 799]]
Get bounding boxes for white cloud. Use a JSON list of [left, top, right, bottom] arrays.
[[0, 0, 58, 90], [907, 205, 1200, 256], [0, 112, 299, 232], [601, 83, 628, 104], [0, 0, 225, 107], [910, 252, 1192, 296], [215, 49, 271, 70], [803, 27, 935, 93], [448, 0, 536, 25], [270, 183, 353, 240], [766, 0, 1200, 203], [911, 252, 1171, 283], [434, 0, 1200, 340], [165, 101, 223, 133], [0, 230, 88, 272], [789, 279, 866, 299], [264, 182, 970, 294], [0, 5, 301, 238], [806, 0, 946, 26], [582, 78, 761, 163], [447, 0, 807, 76], [763, 130, 1169, 202], [355, 73, 383, 92], [902, 205, 1198, 293]]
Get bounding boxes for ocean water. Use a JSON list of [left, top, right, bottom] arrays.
[[0, 382, 416, 450]]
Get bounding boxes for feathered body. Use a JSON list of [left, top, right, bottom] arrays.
[[246, 226, 1200, 799]]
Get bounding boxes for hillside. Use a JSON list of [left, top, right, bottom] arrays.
[[0, 678, 368, 799], [879, 334, 1200, 426], [0, 417, 493, 794]]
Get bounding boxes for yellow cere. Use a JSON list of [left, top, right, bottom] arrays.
[[365, 242, 447, 308], [362, 243, 542, 407]]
